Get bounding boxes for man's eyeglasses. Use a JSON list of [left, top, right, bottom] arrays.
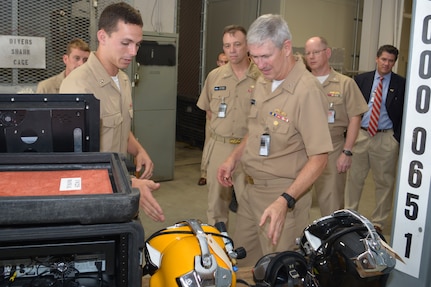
[[305, 48, 327, 57]]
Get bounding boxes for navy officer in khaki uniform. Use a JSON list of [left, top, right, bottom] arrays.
[[218, 15, 332, 267], [37, 38, 90, 94], [305, 36, 368, 216], [197, 25, 261, 227], [60, 2, 164, 222]]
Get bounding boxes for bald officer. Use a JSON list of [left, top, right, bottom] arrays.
[[304, 36, 368, 216]]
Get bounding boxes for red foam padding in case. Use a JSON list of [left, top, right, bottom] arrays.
[[0, 169, 113, 196]]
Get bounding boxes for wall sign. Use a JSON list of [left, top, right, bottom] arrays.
[[392, 0, 431, 278], [0, 35, 45, 69]]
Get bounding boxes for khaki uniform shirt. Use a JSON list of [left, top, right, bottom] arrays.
[[197, 62, 261, 138], [60, 52, 133, 154], [36, 71, 65, 93], [322, 68, 368, 137], [242, 57, 333, 180]]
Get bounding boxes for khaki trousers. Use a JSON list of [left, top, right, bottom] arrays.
[[345, 129, 399, 229], [314, 134, 346, 216], [233, 178, 311, 267], [205, 138, 245, 226], [200, 118, 211, 178]]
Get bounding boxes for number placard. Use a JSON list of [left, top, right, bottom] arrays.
[[392, 1, 431, 278]]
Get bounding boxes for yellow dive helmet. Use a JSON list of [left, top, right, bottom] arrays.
[[144, 219, 238, 287]]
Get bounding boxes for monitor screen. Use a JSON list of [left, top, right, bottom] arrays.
[[0, 93, 100, 152]]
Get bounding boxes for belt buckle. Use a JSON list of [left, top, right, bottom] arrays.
[[246, 175, 254, 184], [229, 138, 241, 144]]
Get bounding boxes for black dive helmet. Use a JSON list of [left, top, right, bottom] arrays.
[[252, 250, 315, 287], [299, 209, 396, 287]]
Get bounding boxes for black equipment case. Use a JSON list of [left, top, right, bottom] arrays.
[[0, 95, 145, 287], [0, 219, 145, 287], [0, 152, 140, 225]]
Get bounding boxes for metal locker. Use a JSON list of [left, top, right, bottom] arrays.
[[132, 32, 178, 181]]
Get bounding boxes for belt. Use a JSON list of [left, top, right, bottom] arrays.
[[211, 133, 242, 144], [360, 127, 391, 133]]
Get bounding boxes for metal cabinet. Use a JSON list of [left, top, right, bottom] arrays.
[[132, 32, 178, 181]]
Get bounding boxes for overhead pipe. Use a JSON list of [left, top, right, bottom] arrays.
[[352, 0, 361, 73], [198, 0, 208, 96]]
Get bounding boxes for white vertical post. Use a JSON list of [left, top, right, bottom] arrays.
[[389, 0, 431, 285]]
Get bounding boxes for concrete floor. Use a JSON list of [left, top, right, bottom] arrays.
[[139, 141, 394, 242]]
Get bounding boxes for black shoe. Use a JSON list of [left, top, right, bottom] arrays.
[[198, 177, 207, 186], [229, 189, 238, 213]]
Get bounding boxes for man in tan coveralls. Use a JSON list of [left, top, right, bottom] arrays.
[[197, 25, 260, 226], [60, 2, 164, 222], [37, 38, 90, 93], [304, 36, 368, 216], [218, 15, 333, 267]]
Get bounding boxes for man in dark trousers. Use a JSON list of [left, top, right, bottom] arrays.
[[345, 44, 406, 234]]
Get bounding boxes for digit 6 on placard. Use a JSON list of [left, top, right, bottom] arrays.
[[408, 160, 423, 188]]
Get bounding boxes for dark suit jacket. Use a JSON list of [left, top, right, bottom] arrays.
[[354, 71, 406, 142]]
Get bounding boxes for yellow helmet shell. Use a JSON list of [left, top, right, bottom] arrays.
[[146, 221, 236, 287]]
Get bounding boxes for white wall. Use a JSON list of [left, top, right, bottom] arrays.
[[203, 0, 283, 76], [281, 0, 361, 73], [358, 0, 407, 74]]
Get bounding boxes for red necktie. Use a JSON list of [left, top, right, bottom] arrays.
[[368, 76, 383, 136]]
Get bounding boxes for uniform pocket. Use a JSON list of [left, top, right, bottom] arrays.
[[99, 113, 123, 151], [210, 90, 231, 114], [102, 113, 123, 128], [265, 116, 289, 134], [327, 95, 344, 106]]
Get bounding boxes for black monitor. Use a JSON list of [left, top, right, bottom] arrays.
[[0, 93, 100, 153]]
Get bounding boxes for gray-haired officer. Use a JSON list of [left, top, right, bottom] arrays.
[[217, 15, 332, 267]]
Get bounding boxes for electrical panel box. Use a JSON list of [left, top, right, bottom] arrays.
[[132, 32, 178, 182]]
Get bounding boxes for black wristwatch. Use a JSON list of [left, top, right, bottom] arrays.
[[280, 193, 296, 209], [342, 149, 353, 156]]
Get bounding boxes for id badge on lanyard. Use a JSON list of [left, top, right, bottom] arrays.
[[259, 133, 270, 156], [218, 97, 227, 118], [328, 102, 335, 124]]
